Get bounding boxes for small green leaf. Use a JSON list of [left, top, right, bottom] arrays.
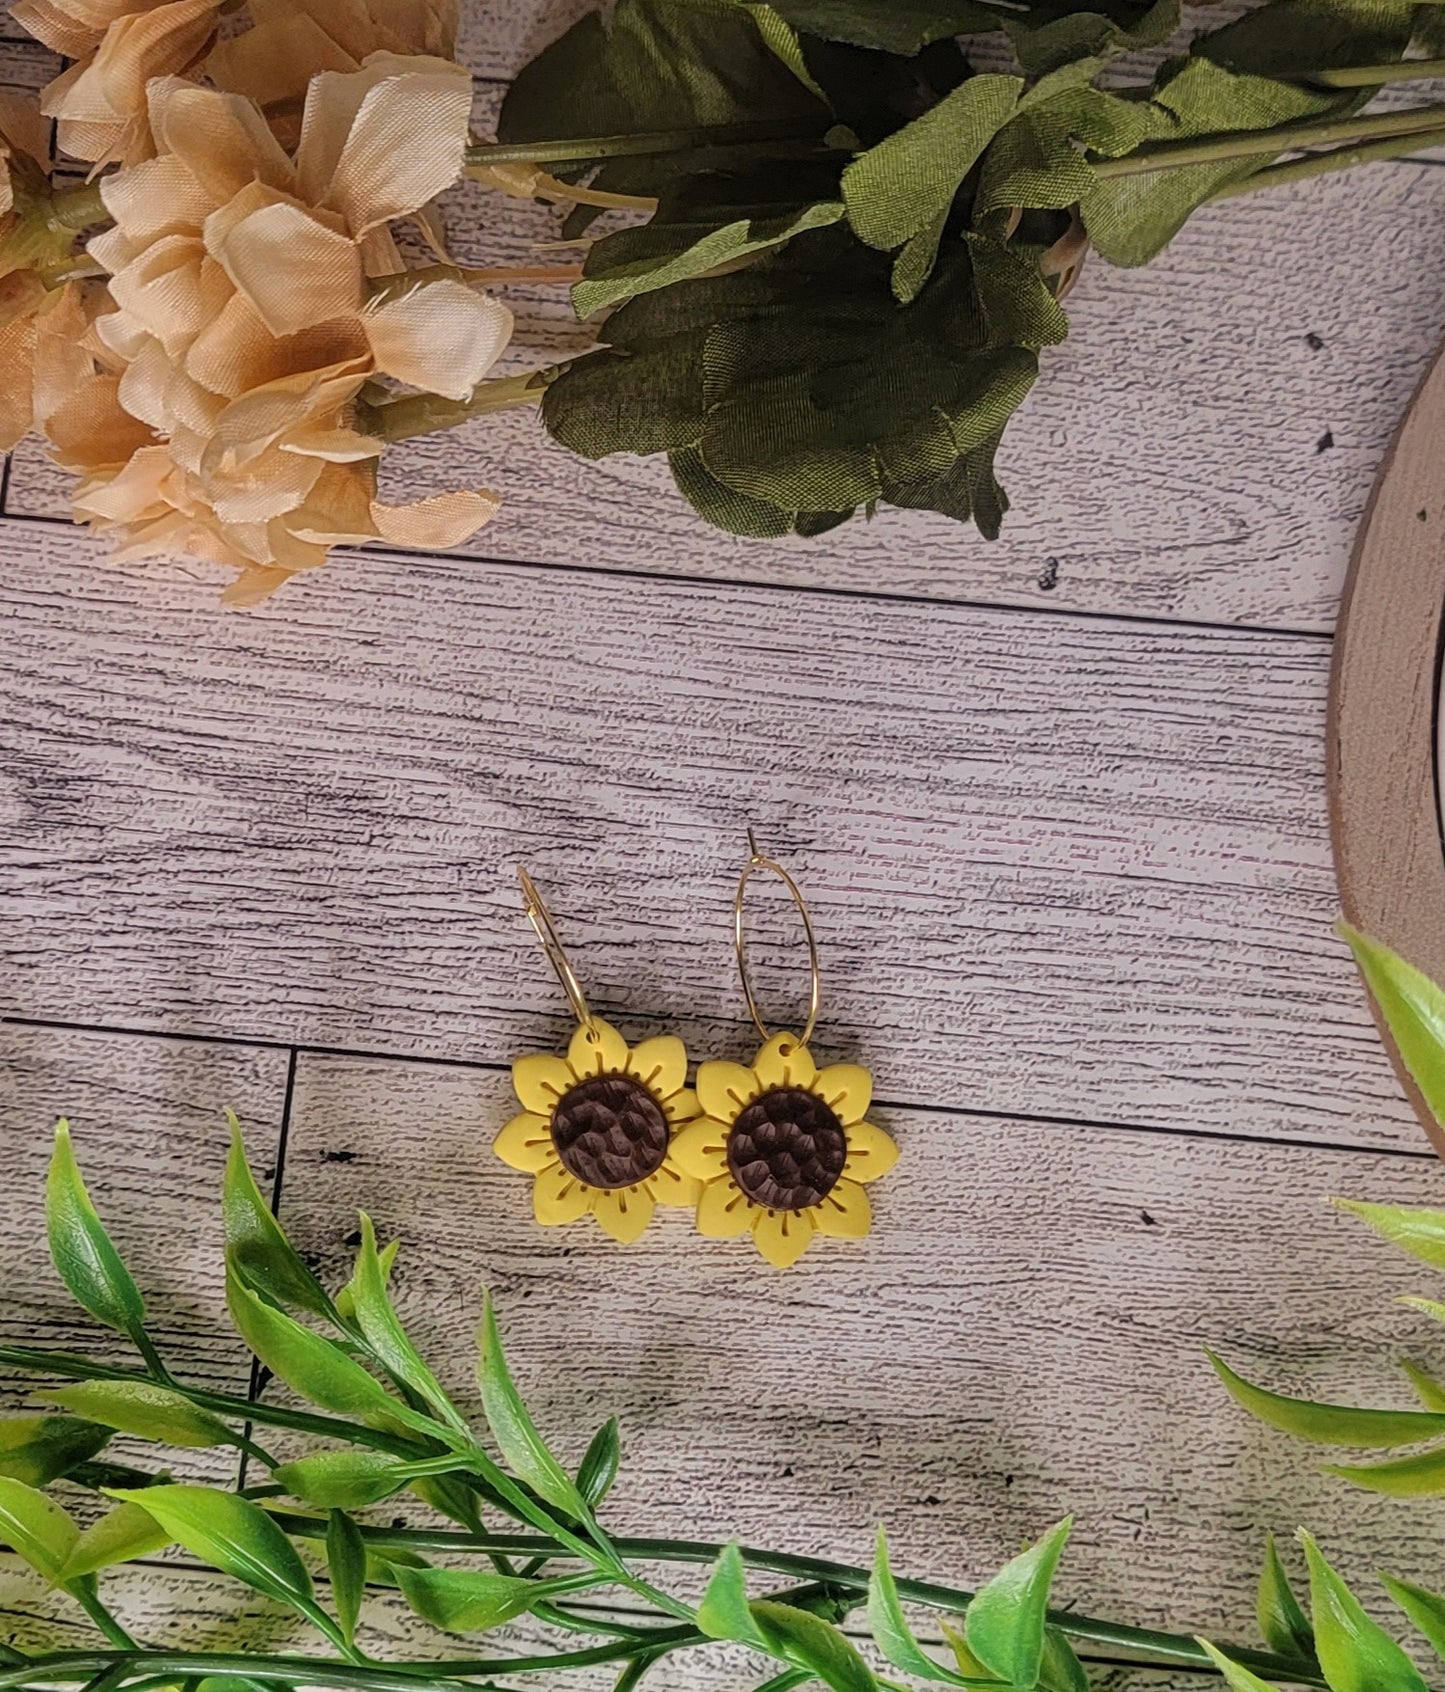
[[1324, 1446, 1445, 1496], [965, 1517, 1072, 1688], [224, 1114, 336, 1321], [1338, 927, 1445, 1132], [47, 1124, 148, 1347], [939, 1616, 997, 1680], [476, 1296, 585, 1517], [337, 1237, 398, 1327], [274, 1449, 411, 1509], [1209, 1353, 1445, 1448], [1301, 1533, 1429, 1692], [60, 1502, 173, 1579], [106, 1484, 321, 1625], [410, 1473, 483, 1533], [1335, 1199, 1445, 1274], [577, 1418, 621, 1512], [326, 1509, 367, 1648], [1038, 1627, 1090, 1692], [1382, 1577, 1445, 1667], [46, 1381, 234, 1450], [867, 1528, 967, 1682], [349, 1215, 466, 1436], [1258, 1535, 1314, 1659], [0, 1476, 78, 1581], [1402, 1361, 1445, 1412], [0, 1416, 111, 1487], [697, 1542, 768, 1647], [392, 1564, 594, 1633], [1197, 1640, 1283, 1692], [750, 1601, 878, 1692]]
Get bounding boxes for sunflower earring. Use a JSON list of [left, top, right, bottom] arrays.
[[670, 837, 900, 1269], [492, 869, 703, 1244]]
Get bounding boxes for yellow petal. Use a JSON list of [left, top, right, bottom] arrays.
[[647, 1160, 701, 1209], [567, 1017, 628, 1079], [750, 1207, 816, 1269], [813, 1063, 872, 1124], [696, 1178, 753, 1238], [532, 1162, 590, 1226], [696, 1061, 760, 1124], [842, 1121, 900, 1185], [512, 1054, 573, 1117], [663, 1086, 699, 1125], [812, 1179, 872, 1240], [589, 1185, 654, 1246], [363, 283, 512, 402], [493, 1112, 555, 1174], [751, 1034, 816, 1092], [666, 1119, 729, 1182], [625, 1035, 688, 1103]]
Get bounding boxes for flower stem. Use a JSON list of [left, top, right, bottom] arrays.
[[465, 122, 843, 169], [1091, 101, 1445, 178], [359, 374, 551, 444], [48, 181, 108, 234], [67, 1588, 138, 1653], [1212, 125, 1445, 197], [0, 1652, 523, 1692], [1306, 57, 1445, 87]]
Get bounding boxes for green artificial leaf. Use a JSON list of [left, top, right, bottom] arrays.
[[224, 1114, 336, 1321], [731, 3, 830, 104], [336, 1237, 398, 1328], [1324, 1446, 1445, 1496], [0, 1416, 111, 1488], [765, 0, 996, 52], [60, 1501, 173, 1579], [1006, 0, 1179, 74], [1197, 1640, 1283, 1692], [576, 200, 845, 319], [1038, 1627, 1091, 1692], [1302, 1533, 1428, 1692], [226, 1268, 423, 1434], [698, 1542, 769, 1646], [1209, 1352, 1445, 1448], [843, 74, 1021, 250], [750, 1600, 878, 1692], [1258, 1535, 1314, 1659], [47, 1124, 148, 1347], [670, 446, 852, 537], [476, 1296, 585, 1517], [107, 1484, 322, 1624], [1382, 1576, 1445, 1666], [940, 1616, 998, 1680], [965, 1517, 1072, 1688], [392, 1563, 595, 1633], [1197, 0, 1414, 76], [891, 210, 947, 305], [867, 1528, 967, 1682], [326, 1509, 367, 1648], [1339, 927, 1445, 1129], [576, 1417, 622, 1511], [46, 1381, 234, 1450], [349, 1215, 466, 1436], [274, 1449, 412, 1509], [411, 1473, 484, 1533], [1402, 1360, 1445, 1412], [976, 84, 1148, 220], [1335, 1198, 1445, 1273], [1402, 1296, 1445, 1327], [0, 1476, 78, 1581]]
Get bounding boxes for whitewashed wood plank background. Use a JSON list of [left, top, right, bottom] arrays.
[[5, 3, 1445, 1687]]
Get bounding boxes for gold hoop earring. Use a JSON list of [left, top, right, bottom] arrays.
[[493, 869, 702, 1245], [670, 835, 899, 1270]]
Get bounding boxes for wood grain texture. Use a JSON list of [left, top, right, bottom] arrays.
[[0, 523, 1421, 1149], [277, 1051, 1445, 1645]]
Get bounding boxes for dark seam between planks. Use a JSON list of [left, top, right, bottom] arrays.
[[4, 1011, 1433, 1163]]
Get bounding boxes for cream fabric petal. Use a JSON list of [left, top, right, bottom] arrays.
[[213, 200, 365, 338], [280, 427, 384, 463], [147, 77, 295, 201], [696, 1061, 760, 1124], [208, 445, 327, 525], [47, 374, 157, 472], [31, 286, 97, 428], [567, 1017, 629, 1079], [204, 362, 368, 468], [624, 1035, 688, 1106], [533, 1162, 590, 1227], [363, 284, 511, 402], [52, 2, 218, 127], [107, 234, 208, 354], [87, 226, 145, 279], [840, 1121, 900, 1185], [589, 1185, 654, 1246], [813, 1063, 872, 1126], [101, 154, 215, 242], [811, 1179, 872, 1240], [73, 444, 177, 523], [751, 1207, 816, 1269], [11, 0, 100, 59], [287, 460, 380, 543], [262, 522, 334, 575], [696, 1177, 754, 1238], [207, 12, 359, 107], [666, 1119, 729, 1183], [117, 335, 175, 433], [512, 1053, 573, 1117], [751, 1034, 817, 1092], [221, 565, 297, 606], [494, 1112, 556, 1174], [0, 318, 38, 452], [0, 92, 52, 168], [370, 489, 501, 549]]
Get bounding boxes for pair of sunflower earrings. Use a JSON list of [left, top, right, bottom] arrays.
[[493, 838, 899, 1270]]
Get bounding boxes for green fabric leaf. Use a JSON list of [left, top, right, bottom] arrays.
[[60, 1502, 172, 1580], [1258, 1535, 1315, 1660], [964, 1517, 1072, 1688], [393, 1564, 593, 1633], [411, 1473, 484, 1533], [46, 1381, 234, 1451], [1301, 1533, 1429, 1692], [47, 1123, 147, 1346], [1197, 1640, 1284, 1692], [326, 1510, 367, 1649], [476, 1296, 585, 1517], [1338, 926, 1445, 1132], [544, 337, 709, 461], [0, 1477, 78, 1581], [223, 1114, 336, 1322], [1334, 1199, 1445, 1273], [843, 74, 1022, 250], [1325, 1446, 1445, 1495], [729, 3, 831, 103], [1197, 0, 1415, 76], [669, 446, 842, 537], [107, 1485, 322, 1626], [883, 430, 1010, 539], [765, 0, 997, 52], [867, 1527, 968, 1682], [976, 85, 1148, 220], [1210, 1351, 1445, 1448], [1402, 1361, 1445, 1412], [1005, 0, 1180, 74], [1038, 1627, 1091, 1692], [349, 1214, 464, 1435], [576, 1417, 621, 1511], [749, 1601, 878, 1692], [0, 1416, 111, 1488], [1382, 1577, 1445, 1667], [274, 1449, 411, 1509], [891, 211, 947, 304], [576, 200, 845, 318], [698, 1542, 769, 1646]]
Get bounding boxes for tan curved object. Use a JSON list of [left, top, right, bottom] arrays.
[[1330, 340, 1445, 1158]]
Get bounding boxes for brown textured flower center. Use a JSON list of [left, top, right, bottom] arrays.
[[550, 1074, 669, 1190], [727, 1086, 847, 1212]]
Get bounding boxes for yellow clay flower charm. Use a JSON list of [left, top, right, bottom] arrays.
[[672, 1034, 898, 1269], [494, 1018, 702, 1245]]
